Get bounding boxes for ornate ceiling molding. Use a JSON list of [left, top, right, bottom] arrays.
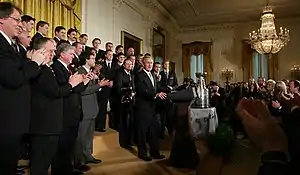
[[181, 24, 236, 33], [113, 0, 124, 9], [143, 0, 180, 30]]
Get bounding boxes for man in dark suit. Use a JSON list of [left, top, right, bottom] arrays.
[[135, 56, 166, 161], [96, 50, 118, 131], [74, 52, 108, 170], [51, 43, 90, 175], [90, 38, 105, 62], [0, 2, 46, 174], [30, 38, 83, 175], [79, 34, 90, 53], [30, 20, 49, 49], [16, 30, 31, 57], [70, 42, 84, 73], [114, 59, 135, 148], [53, 26, 66, 44], [21, 15, 35, 32], [159, 61, 178, 135], [160, 61, 178, 92]]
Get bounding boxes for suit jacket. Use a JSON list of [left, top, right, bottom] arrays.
[[30, 65, 72, 134], [135, 70, 159, 123], [100, 61, 118, 81], [114, 68, 135, 99], [0, 33, 40, 136], [51, 60, 86, 127], [159, 70, 178, 92], [77, 66, 100, 119], [17, 44, 27, 59], [30, 32, 44, 49], [69, 54, 82, 74], [132, 63, 142, 75]]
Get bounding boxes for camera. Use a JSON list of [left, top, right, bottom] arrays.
[[121, 86, 134, 104]]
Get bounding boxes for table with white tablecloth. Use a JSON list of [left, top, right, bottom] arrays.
[[189, 107, 218, 139]]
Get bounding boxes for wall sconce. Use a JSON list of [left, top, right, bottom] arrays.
[[291, 64, 300, 80], [221, 67, 234, 84]]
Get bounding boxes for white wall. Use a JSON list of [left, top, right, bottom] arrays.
[[178, 17, 300, 83], [81, 0, 179, 57]]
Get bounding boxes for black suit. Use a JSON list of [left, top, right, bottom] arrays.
[[114, 68, 135, 147], [96, 61, 118, 130], [159, 70, 178, 92], [135, 70, 161, 157], [30, 65, 72, 175], [30, 32, 44, 49], [51, 60, 85, 175], [53, 37, 61, 44], [0, 33, 40, 174], [17, 44, 27, 58], [159, 70, 178, 135]]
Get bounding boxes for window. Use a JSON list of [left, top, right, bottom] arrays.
[[252, 52, 268, 80], [190, 54, 204, 81], [154, 56, 163, 64]]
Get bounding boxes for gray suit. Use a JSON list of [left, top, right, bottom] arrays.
[[75, 66, 101, 163]]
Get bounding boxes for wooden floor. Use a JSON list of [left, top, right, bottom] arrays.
[[23, 129, 261, 175]]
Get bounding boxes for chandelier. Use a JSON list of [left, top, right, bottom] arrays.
[[249, 1, 290, 54]]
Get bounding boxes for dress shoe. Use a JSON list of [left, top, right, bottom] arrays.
[[87, 158, 102, 164], [151, 154, 165, 160], [74, 164, 91, 172], [138, 155, 152, 161]]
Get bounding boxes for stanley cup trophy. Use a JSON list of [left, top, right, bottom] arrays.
[[190, 72, 210, 108]]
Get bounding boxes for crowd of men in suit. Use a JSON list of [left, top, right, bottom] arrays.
[[0, 2, 179, 175]]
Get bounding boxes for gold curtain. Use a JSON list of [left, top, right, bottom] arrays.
[[1, 0, 81, 37], [182, 41, 213, 81], [241, 40, 279, 80], [268, 54, 279, 80], [241, 40, 253, 81]]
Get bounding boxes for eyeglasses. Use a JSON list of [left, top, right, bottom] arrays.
[[9, 16, 21, 23]]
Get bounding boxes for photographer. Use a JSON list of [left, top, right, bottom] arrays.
[[114, 59, 135, 148]]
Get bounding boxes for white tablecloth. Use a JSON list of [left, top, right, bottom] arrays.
[[189, 107, 218, 139]]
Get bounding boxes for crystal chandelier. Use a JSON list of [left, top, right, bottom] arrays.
[[249, 1, 290, 54]]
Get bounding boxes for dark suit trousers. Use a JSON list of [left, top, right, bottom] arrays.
[[96, 89, 110, 130], [119, 105, 134, 147], [51, 124, 79, 175], [163, 101, 176, 135], [30, 135, 59, 175], [136, 115, 160, 156], [0, 135, 22, 175]]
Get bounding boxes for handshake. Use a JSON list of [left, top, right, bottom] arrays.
[[68, 72, 112, 88]]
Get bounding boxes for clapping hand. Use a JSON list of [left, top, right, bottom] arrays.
[[98, 78, 110, 87], [69, 73, 83, 88], [236, 98, 287, 153], [82, 73, 92, 85]]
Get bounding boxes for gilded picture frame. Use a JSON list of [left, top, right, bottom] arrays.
[[121, 31, 143, 54]]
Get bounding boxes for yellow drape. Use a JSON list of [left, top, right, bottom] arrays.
[[182, 41, 213, 82], [267, 54, 279, 80], [242, 40, 279, 81], [242, 40, 253, 81], [1, 0, 81, 37]]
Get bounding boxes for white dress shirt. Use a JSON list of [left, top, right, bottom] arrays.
[[144, 69, 154, 87]]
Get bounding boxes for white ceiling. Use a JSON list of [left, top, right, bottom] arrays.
[[156, 0, 300, 27]]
